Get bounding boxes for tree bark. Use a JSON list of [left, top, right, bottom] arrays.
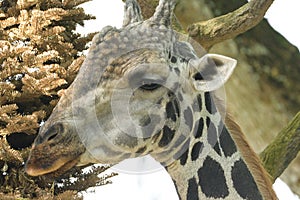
[[187, 0, 274, 49], [260, 112, 300, 182]]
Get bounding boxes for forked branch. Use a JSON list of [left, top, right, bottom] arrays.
[[260, 112, 300, 182], [136, 0, 274, 49]]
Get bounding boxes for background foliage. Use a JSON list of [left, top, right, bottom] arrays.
[[0, 0, 115, 198]]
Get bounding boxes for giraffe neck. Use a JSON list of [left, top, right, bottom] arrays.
[[164, 92, 276, 200]]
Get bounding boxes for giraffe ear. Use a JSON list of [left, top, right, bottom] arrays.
[[189, 54, 237, 92]]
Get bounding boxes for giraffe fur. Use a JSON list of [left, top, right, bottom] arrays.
[[25, 0, 278, 199]]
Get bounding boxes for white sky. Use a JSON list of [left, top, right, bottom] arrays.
[[265, 0, 300, 49], [76, 1, 300, 199]]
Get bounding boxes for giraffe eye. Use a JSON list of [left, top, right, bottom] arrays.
[[140, 83, 161, 91]]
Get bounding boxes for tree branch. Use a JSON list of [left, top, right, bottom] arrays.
[[260, 112, 300, 182], [187, 0, 274, 49]]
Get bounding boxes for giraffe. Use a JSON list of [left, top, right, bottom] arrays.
[[25, 0, 278, 199]]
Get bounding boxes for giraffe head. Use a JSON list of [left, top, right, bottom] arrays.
[[25, 0, 236, 176]]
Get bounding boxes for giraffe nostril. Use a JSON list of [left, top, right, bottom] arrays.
[[43, 122, 65, 142]]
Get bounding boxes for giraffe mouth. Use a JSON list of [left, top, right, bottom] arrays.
[[25, 141, 85, 177], [25, 155, 82, 177], [25, 130, 86, 177]]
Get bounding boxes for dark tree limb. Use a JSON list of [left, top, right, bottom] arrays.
[[260, 112, 300, 182], [187, 0, 274, 49]]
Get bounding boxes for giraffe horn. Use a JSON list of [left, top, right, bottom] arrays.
[[151, 0, 177, 27], [123, 0, 143, 27]]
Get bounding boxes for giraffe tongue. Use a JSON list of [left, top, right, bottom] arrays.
[[26, 156, 80, 177]]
